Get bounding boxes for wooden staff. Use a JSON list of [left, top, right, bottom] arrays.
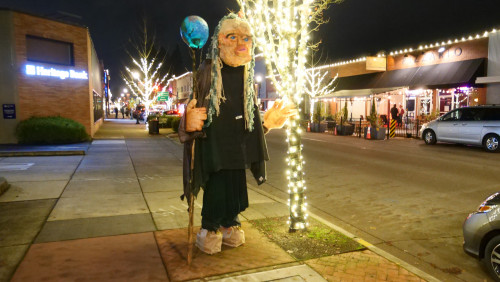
[[187, 47, 198, 266], [187, 138, 196, 265]]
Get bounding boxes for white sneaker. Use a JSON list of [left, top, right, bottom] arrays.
[[195, 229, 222, 255], [220, 226, 245, 247]]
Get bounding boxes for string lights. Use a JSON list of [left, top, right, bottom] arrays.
[[239, 0, 334, 231], [123, 57, 169, 111], [305, 65, 338, 121], [306, 27, 499, 72]]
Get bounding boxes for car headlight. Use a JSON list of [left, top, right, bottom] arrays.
[[477, 192, 500, 213], [478, 204, 498, 213], [419, 123, 428, 132]]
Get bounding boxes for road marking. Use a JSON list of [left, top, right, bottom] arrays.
[[356, 238, 373, 247], [0, 163, 34, 171], [302, 137, 328, 143], [92, 140, 125, 145]]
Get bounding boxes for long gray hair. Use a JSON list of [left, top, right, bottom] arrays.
[[204, 13, 257, 131]]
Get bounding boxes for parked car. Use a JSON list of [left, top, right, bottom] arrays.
[[165, 109, 181, 116], [463, 192, 500, 281], [420, 105, 500, 152]]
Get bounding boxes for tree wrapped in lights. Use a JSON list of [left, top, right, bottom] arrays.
[[305, 56, 338, 122], [238, 0, 337, 231], [122, 21, 169, 113]]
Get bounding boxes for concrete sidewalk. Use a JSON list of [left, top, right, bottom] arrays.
[[0, 118, 429, 281]]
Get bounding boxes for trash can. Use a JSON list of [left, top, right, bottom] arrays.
[[148, 120, 159, 134]]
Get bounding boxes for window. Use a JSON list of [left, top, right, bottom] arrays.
[[483, 108, 500, 121], [93, 91, 103, 122], [441, 109, 461, 121], [460, 108, 482, 121], [26, 35, 74, 66]]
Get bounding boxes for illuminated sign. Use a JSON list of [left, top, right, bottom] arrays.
[[25, 65, 88, 80], [366, 56, 386, 71]]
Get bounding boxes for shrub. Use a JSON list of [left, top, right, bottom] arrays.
[[147, 114, 158, 122], [171, 117, 181, 133], [367, 97, 382, 128], [165, 116, 174, 128], [16, 116, 89, 144], [313, 101, 322, 123]]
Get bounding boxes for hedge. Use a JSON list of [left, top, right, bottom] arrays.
[[171, 117, 181, 133], [16, 116, 90, 144]]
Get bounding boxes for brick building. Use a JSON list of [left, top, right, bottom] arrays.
[[0, 9, 104, 144], [263, 27, 500, 122]]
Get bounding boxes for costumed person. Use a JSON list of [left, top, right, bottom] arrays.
[[178, 13, 296, 255]]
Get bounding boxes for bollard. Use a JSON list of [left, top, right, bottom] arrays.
[[389, 119, 396, 138]]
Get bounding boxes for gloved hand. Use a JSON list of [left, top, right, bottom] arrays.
[[185, 99, 207, 132], [263, 99, 298, 130]]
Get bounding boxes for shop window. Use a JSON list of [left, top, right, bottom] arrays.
[[26, 35, 74, 66], [93, 91, 103, 122]]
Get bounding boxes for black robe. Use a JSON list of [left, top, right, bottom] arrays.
[[178, 60, 269, 204]]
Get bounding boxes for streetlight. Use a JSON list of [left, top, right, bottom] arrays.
[[132, 72, 140, 80]]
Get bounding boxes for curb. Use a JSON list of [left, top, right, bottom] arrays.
[[0, 177, 10, 196], [247, 183, 440, 282], [0, 151, 86, 157]]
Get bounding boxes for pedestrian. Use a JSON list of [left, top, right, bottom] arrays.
[[114, 107, 118, 119], [398, 105, 405, 127], [120, 107, 125, 119], [179, 13, 296, 255], [135, 108, 140, 124], [390, 104, 398, 124]]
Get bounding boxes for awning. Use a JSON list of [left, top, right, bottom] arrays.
[[376, 67, 418, 88], [476, 76, 500, 84], [320, 87, 401, 98], [333, 72, 382, 91], [408, 58, 485, 89], [325, 58, 485, 98]]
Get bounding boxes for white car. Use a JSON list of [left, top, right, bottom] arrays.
[[420, 106, 500, 152]]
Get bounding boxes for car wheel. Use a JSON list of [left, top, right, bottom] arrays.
[[423, 130, 436, 145], [483, 134, 500, 153], [484, 236, 500, 281]]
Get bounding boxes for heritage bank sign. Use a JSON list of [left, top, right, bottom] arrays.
[[25, 64, 88, 80]]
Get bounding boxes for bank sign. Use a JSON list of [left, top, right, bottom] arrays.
[[25, 64, 88, 80]]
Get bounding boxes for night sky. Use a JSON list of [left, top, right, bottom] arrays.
[[2, 0, 500, 96]]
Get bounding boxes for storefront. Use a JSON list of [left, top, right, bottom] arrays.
[[313, 31, 493, 123], [0, 9, 104, 144]]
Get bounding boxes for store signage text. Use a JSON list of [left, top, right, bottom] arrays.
[[3, 104, 16, 119], [25, 65, 88, 80], [402, 47, 464, 65]]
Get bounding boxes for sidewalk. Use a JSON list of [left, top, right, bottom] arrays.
[[0, 118, 429, 281]]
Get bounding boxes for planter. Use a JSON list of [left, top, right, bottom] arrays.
[[311, 122, 327, 133], [363, 127, 386, 140], [326, 121, 336, 133], [311, 122, 319, 132], [335, 124, 355, 136]]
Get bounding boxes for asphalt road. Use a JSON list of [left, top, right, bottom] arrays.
[[259, 129, 500, 282]]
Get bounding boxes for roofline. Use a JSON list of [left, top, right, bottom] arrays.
[[0, 7, 88, 29]]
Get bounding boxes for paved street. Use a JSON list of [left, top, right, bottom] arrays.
[[256, 129, 500, 282], [0, 119, 429, 282]]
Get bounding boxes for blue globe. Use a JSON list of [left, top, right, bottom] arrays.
[[180, 16, 209, 49]]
